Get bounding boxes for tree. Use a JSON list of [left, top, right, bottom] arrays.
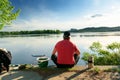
[[82, 42, 120, 65], [107, 42, 120, 54], [0, 0, 20, 29], [89, 42, 102, 52]]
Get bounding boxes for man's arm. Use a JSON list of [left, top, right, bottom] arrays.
[[75, 50, 80, 55], [52, 47, 57, 55], [74, 46, 80, 55]]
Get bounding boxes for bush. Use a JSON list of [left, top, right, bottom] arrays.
[[18, 64, 27, 70], [82, 42, 120, 65]]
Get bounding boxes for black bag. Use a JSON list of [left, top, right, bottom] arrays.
[[0, 48, 12, 73]]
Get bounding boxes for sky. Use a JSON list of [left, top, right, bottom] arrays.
[[3, 0, 120, 31]]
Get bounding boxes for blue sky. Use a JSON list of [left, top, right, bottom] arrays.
[[3, 0, 120, 31]]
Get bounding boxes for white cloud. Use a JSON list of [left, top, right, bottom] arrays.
[[93, 0, 101, 6], [3, 2, 120, 31], [5, 12, 120, 31]]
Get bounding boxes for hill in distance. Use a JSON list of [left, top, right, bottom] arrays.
[[69, 26, 120, 32]]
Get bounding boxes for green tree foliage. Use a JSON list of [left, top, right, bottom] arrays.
[[89, 42, 102, 52], [0, 0, 20, 29], [82, 42, 120, 65], [107, 42, 120, 53], [0, 30, 61, 35]]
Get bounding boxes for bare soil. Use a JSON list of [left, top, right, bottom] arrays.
[[35, 66, 120, 80], [45, 71, 120, 80]]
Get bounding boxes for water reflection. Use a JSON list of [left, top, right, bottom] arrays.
[[0, 32, 120, 65]]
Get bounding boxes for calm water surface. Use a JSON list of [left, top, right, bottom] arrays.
[[0, 32, 120, 65]]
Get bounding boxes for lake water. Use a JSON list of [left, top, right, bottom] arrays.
[[0, 32, 120, 66]]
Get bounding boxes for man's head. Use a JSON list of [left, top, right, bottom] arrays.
[[63, 31, 70, 40]]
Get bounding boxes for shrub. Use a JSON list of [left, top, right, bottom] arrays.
[[82, 42, 120, 65]]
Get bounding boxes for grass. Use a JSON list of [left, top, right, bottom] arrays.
[[92, 67, 101, 74], [105, 68, 120, 73]]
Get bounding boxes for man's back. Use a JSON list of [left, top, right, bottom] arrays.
[[55, 40, 78, 64]]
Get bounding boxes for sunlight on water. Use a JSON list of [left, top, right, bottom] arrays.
[[0, 32, 120, 65]]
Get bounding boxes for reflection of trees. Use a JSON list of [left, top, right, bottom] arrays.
[[39, 34, 61, 39]]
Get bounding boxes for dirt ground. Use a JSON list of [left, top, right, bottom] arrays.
[[0, 66, 43, 80], [0, 65, 120, 80], [43, 66, 120, 80], [45, 70, 120, 80]]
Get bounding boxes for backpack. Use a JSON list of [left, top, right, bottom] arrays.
[[0, 48, 12, 64]]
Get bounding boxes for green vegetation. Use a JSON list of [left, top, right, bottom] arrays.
[[0, 30, 61, 35], [90, 67, 101, 74], [82, 42, 120, 65], [18, 64, 33, 70], [0, 0, 20, 29], [106, 68, 120, 73]]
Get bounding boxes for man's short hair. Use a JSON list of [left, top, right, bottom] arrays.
[[63, 31, 70, 38]]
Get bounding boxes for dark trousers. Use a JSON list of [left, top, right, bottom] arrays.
[[51, 54, 80, 68]]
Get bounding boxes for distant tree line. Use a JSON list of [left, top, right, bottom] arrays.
[[0, 30, 61, 35], [69, 26, 120, 32]]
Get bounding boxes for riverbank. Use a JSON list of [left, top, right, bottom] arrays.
[[0, 65, 120, 80]]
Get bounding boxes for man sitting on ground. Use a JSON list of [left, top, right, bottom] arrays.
[[51, 31, 80, 68]]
